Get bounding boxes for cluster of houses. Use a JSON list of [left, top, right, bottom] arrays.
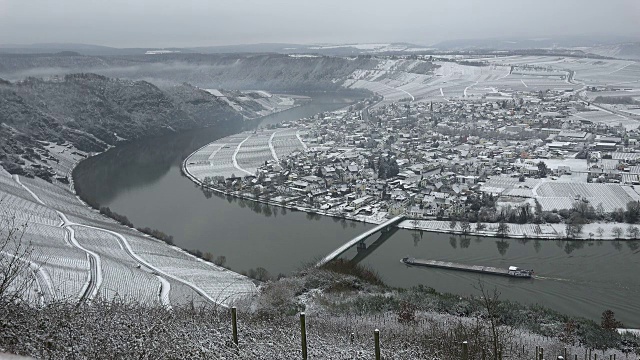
[[215, 89, 640, 221]]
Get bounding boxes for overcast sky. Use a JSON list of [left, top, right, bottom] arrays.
[[0, 0, 638, 47]]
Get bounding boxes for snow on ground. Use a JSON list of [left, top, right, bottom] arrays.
[[0, 158, 257, 306], [202, 90, 298, 118], [570, 109, 640, 131], [536, 182, 640, 212], [618, 328, 640, 337], [399, 219, 640, 240], [204, 88, 224, 97], [482, 172, 640, 213], [185, 128, 305, 181], [73, 226, 162, 305], [346, 59, 534, 104]]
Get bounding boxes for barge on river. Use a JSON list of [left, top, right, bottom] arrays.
[[401, 257, 534, 278]]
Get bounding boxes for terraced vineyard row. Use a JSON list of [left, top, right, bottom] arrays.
[[185, 128, 305, 181], [0, 168, 256, 307]]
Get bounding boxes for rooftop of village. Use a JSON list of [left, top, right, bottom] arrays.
[[196, 87, 640, 239]]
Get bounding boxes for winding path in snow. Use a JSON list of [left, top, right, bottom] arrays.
[[295, 130, 308, 150], [439, 87, 451, 102], [13, 175, 101, 302], [207, 144, 226, 161], [268, 131, 280, 162], [463, 81, 478, 97], [232, 135, 254, 176], [68, 222, 186, 308], [13, 176, 173, 305], [0, 250, 53, 305], [12, 175, 248, 308], [372, 81, 415, 101], [64, 223, 102, 302]]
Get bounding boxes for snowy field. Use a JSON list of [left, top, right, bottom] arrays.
[[481, 173, 640, 213], [0, 163, 256, 307], [345, 60, 515, 104], [570, 109, 640, 130], [185, 128, 305, 181], [342, 55, 633, 104], [537, 182, 640, 212], [203, 90, 298, 119], [489, 56, 640, 88]]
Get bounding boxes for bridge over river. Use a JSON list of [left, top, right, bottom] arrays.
[[316, 215, 405, 267]]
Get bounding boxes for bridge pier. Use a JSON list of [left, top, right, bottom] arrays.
[[316, 215, 405, 267]]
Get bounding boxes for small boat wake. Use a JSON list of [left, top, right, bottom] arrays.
[[532, 275, 572, 282]]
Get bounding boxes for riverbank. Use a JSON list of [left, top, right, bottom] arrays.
[[71, 92, 640, 327], [182, 152, 640, 243], [0, 91, 315, 306], [2, 156, 258, 306]]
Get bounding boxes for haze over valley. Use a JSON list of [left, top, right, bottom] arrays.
[[1, 1, 640, 359]]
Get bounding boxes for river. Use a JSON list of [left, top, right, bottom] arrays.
[[73, 93, 640, 327]]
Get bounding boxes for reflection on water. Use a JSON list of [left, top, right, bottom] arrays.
[[74, 93, 357, 204], [73, 92, 640, 327], [350, 229, 640, 326], [405, 230, 640, 256]]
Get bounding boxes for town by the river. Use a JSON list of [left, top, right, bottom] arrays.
[[74, 93, 640, 327]]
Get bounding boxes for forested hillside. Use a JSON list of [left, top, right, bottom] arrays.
[[0, 74, 253, 179]]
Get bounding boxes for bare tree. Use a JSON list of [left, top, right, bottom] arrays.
[[566, 222, 583, 238], [612, 226, 624, 239], [476, 281, 515, 360], [0, 207, 37, 307]]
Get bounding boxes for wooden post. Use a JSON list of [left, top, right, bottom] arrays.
[[536, 346, 539, 360], [231, 307, 238, 346], [374, 329, 381, 360], [565, 348, 568, 360], [540, 347, 544, 360], [462, 341, 469, 360], [300, 312, 308, 360]]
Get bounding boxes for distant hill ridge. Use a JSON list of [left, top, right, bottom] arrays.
[[0, 53, 379, 91]]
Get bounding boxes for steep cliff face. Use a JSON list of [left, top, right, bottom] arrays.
[[0, 74, 250, 179]]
